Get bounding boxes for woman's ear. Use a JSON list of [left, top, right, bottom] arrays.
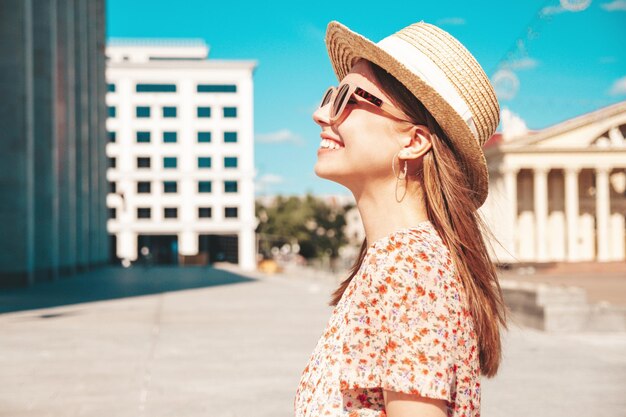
[[400, 125, 432, 159]]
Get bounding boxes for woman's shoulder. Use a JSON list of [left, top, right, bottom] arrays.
[[363, 220, 460, 297], [366, 220, 451, 267]]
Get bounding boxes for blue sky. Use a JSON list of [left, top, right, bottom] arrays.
[[106, 0, 626, 198]]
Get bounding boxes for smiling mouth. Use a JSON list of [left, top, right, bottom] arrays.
[[319, 138, 345, 150]]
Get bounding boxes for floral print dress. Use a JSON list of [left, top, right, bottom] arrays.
[[294, 220, 481, 417]]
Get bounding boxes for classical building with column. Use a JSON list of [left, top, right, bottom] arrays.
[[105, 40, 258, 270], [0, 0, 109, 287], [483, 100, 626, 264]]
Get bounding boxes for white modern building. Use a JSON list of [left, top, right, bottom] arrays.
[[482, 100, 626, 264], [105, 39, 258, 270]]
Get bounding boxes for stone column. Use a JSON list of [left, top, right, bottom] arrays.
[[564, 167, 581, 261], [503, 167, 519, 260], [534, 167, 549, 262], [595, 166, 611, 261]]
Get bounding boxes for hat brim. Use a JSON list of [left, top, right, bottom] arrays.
[[324, 20, 489, 209]]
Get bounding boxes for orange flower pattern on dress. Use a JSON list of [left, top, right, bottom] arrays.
[[294, 221, 481, 416]]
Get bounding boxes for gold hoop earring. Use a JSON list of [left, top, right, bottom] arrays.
[[392, 150, 408, 180]]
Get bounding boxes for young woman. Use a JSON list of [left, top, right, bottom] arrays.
[[294, 20, 508, 417]]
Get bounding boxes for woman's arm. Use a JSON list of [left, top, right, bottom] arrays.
[[383, 389, 448, 417]]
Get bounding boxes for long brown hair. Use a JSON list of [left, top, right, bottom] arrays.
[[328, 60, 509, 378]]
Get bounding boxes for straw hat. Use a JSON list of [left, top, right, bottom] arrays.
[[324, 20, 500, 209]]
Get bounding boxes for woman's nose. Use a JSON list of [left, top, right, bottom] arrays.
[[312, 102, 331, 126]]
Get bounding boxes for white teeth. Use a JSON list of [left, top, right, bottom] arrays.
[[320, 138, 343, 150]]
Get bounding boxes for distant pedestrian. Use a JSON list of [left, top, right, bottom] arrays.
[[294, 20, 508, 417]]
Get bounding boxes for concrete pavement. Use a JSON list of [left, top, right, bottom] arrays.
[[1, 265, 625, 417]]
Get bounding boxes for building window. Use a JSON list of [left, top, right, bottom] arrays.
[[108, 131, 116, 142], [196, 84, 237, 93], [136, 83, 176, 93], [107, 83, 116, 92], [163, 157, 177, 169], [197, 106, 211, 118], [164, 207, 178, 219], [136, 131, 151, 143], [137, 181, 151, 194], [163, 131, 177, 143], [224, 180, 238, 193], [137, 157, 150, 168], [109, 182, 116, 193], [137, 207, 151, 219], [163, 181, 177, 193], [224, 131, 237, 143], [198, 132, 211, 143], [198, 181, 212, 193], [224, 157, 237, 168], [108, 157, 116, 168], [198, 207, 212, 218], [109, 207, 116, 219], [136, 106, 151, 118], [224, 207, 238, 218], [198, 157, 211, 168], [162, 106, 177, 118], [223, 107, 237, 118], [108, 106, 116, 118]]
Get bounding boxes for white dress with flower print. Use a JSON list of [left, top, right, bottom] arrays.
[[294, 220, 481, 417]]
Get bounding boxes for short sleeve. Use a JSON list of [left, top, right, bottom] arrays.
[[339, 245, 456, 401]]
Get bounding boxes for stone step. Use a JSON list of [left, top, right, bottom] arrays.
[[501, 280, 626, 332]]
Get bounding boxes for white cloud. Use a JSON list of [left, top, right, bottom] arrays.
[[540, 5, 567, 15], [608, 76, 626, 95], [599, 56, 617, 64], [502, 57, 540, 71], [256, 129, 305, 145], [436, 17, 466, 26], [255, 173, 286, 194], [257, 173, 285, 184], [601, 0, 626, 11]]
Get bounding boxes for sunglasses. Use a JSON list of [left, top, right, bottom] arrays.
[[318, 81, 413, 124]]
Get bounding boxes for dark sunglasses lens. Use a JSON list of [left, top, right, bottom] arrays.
[[320, 88, 334, 108], [332, 84, 350, 118]]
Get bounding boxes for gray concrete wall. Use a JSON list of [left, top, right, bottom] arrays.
[[0, 0, 108, 288]]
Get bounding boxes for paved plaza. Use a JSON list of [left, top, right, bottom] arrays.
[[1, 265, 625, 417]]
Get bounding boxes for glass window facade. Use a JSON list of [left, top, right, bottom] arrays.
[[163, 181, 177, 193], [137, 181, 151, 193], [137, 157, 151, 168], [136, 131, 151, 143], [163, 131, 177, 143], [223, 107, 237, 118], [198, 157, 211, 168], [197, 107, 211, 118], [224, 131, 237, 143], [136, 106, 150, 118], [137, 208, 151, 219], [198, 207, 212, 218], [198, 132, 211, 143], [163, 157, 177, 169], [162, 106, 177, 118], [198, 181, 212, 193], [196, 84, 237, 93], [108, 106, 116, 118], [224, 207, 238, 218], [108, 131, 116, 142], [107, 83, 116, 92], [136, 83, 176, 93], [224, 180, 238, 193], [224, 157, 237, 168], [164, 208, 178, 219]]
